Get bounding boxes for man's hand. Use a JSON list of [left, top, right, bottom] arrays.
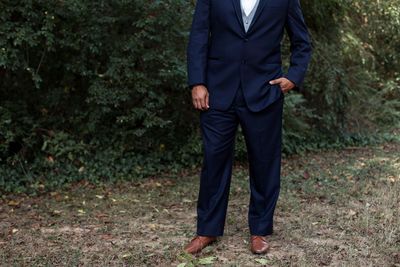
[[192, 85, 210, 111], [269, 78, 296, 93]]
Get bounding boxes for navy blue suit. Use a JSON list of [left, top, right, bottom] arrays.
[[187, 0, 311, 236]]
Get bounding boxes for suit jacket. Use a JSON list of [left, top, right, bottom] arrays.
[[187, 0, 312, 112]]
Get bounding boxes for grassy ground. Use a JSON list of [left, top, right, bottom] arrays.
[[0, 142, 399, 266]]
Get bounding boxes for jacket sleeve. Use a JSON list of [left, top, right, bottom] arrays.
[[187, 0, 211, 89], [284, 0, 312, 92]]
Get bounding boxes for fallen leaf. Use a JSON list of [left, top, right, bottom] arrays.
[[348, 209, 357, 217], [255, 258, 269, 264], [94, 213, 109, 218], [102, 217, 111, 223], [301, 170, 311, 179], [8, 200, 22, 206], [52, 210, 61, 215]]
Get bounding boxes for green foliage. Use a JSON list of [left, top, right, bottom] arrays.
[[279, 0, 400, 152], [0, 0, 399, 193]]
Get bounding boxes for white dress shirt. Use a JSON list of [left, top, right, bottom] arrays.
[[241, 0, 258, 16]]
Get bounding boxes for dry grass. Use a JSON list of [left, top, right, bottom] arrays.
[[0, 142, 399, 266]]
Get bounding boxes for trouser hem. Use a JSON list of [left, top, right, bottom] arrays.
[[249, 229, 274, 236], [196, 230, 224, 237]]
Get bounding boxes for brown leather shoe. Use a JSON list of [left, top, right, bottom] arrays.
[[183, 234, 217, 254], [250, 235, 270, 254]]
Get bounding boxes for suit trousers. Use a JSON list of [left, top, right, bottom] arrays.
[[196, 84, 284, 236]]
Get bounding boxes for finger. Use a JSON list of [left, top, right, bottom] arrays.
[[205, 93, 209, 108], [199, 95, 206, 110], [197, 98, 203, 110], [269, 78, 283, 84], [202, 92, 209, 110], [194, 98, 200, 110], [269, 79, 278, 84]]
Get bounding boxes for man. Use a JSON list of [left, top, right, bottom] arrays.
[[184, 0, 312, 254]]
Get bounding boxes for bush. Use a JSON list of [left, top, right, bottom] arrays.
[[0, 0, 399, 193]]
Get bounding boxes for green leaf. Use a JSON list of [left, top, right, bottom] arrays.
[[254, 258, 269, 264], [198, 256, 217, 265]]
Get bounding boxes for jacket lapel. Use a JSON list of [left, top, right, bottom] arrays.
[[231, 0, 268, 35], [247, 0, 268, 34], [231, 0, 245, 34]]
